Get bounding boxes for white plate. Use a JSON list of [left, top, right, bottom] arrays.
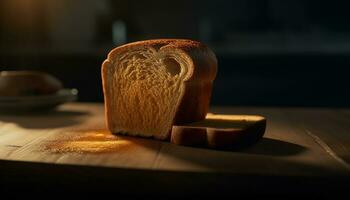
[[0, 89, 78, 112]]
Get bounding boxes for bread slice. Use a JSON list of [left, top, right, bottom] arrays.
[[171, 114, 266, 150], [102, 39, 217, 140]]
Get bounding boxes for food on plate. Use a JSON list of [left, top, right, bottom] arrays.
[[0, 71, 63, 96]]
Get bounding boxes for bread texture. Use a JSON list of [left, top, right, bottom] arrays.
[[102, 39, 217, 140]]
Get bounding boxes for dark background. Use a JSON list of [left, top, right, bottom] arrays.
[[1, 0, 349, 107]]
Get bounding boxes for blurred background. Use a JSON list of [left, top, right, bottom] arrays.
[[1, 0, 349, 107]]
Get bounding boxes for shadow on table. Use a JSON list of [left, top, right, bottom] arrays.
[[1, 158, 349, 197], [0, 109, 89, 129], [240, 138, 307, 156]]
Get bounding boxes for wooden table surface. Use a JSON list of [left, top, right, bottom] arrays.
[[1, 103, 350, 196]]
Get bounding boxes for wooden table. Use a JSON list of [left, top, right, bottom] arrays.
[[0, 103, 349, 197]]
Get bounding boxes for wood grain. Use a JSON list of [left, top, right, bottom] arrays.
[[0, 103, 350, 196]]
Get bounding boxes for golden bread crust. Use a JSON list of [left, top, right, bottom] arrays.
[[102, 39, 217, 140]]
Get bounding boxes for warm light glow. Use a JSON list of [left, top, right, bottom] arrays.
[[44, 130, 133, 153], [206, 113, 264, 122], [185, 114, 266, 129]]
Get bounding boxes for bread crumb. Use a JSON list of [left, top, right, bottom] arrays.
[[43, 130, 132, 153]]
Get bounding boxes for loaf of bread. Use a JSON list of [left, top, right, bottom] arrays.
[[102, 39, 217, 140], [0, 71, 63, 96]]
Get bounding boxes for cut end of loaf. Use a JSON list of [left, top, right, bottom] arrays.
[[102, 39, 217, 140], [103, 43, 191, 139]]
